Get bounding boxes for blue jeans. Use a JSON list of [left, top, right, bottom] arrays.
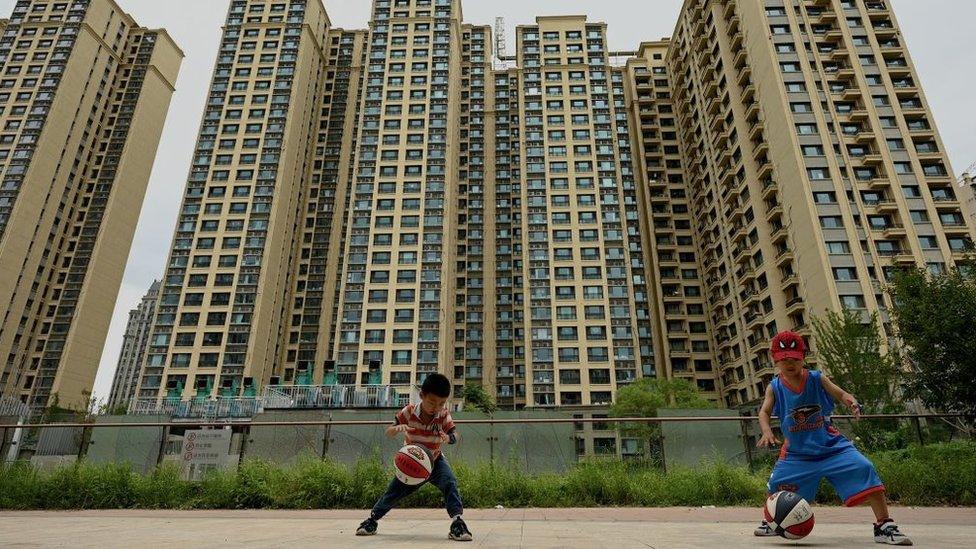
[[371, 457, 463, 519]]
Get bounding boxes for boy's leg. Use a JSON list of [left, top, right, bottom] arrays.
[[427, 457, 464, 518], [821, 447, 885, 512], [766, 456, 822, 503], [428, 457, 471, 541], [822, 447, 912, 545], [370, 475, 422, 520]]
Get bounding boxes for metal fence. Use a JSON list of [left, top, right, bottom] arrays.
[[127, 385, 413, 420], [1, 412, 971, 476]]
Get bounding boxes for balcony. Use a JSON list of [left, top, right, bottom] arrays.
[[873, 199, 899, 213], [861, 153, 884, 166], [867, 177, 891, 190], [776, 248, 794, 266], [744, 310, 764, 328], [770, 225, 788, 244], [749, 120, 765, 142], [785, 296, 805, 314], [841, 87, 862, 101], [752, 141, 769, 161]]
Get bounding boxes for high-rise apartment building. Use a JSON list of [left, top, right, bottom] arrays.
[[499, 16, 656, 408], [137, 0, 331, 401], [0, 0, 181, 413], [143, 0, 973, 411], [106, 279, 159, 410], [665, 0, 975, 407], [624, 41, 719, 398]]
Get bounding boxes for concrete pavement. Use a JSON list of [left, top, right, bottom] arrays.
[[1, 507, 973, 548]]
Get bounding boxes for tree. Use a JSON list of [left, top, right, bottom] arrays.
[[460, 383, 498, 415], [889, 266, 976, 418], [609, 378, 714, 438], [811, 308, 902, 413]]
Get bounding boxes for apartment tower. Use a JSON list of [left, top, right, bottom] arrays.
[[666, 0, 974, 407], [106, 279, 159, 410], [0, 0, 181, 413], [143, 0, 973, 410]]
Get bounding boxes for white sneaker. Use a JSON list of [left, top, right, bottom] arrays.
[[874, 519, 913, 546]]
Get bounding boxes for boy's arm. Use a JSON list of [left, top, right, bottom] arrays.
[[757, 384, 780, 448], [386, 406, 411, 438], [442, 413, 458, 444], [821, 374, 861, 418]]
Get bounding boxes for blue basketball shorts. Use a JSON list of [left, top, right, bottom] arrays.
[[766, 446, 885, 506]]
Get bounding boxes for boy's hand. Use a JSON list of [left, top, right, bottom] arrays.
[[439, 431, 449, 443], [757, 432, 780, 449], [842, 393, 862, 419], [392, 424, 410, 433]]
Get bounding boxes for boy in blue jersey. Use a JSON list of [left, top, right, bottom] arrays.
[[754, 330, 912, 545]]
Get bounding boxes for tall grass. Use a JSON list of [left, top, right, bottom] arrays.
[[1, 442, 972, 510]]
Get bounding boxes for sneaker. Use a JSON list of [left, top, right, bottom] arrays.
[[875, 519, 913, 546], [356, 517, 378, 536], [449, 516, 473, 542], [754, 521, 777, 537]]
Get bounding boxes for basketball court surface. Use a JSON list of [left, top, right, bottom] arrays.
[[2, 507, 972, 547]]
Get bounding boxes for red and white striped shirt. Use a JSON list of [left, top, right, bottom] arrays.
[[394, 403, 456, 460]]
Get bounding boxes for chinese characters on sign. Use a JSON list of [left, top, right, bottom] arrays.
[[180, 429, 232, 481]]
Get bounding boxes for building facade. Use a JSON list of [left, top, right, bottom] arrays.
[[106, 280, 160, 410], [666, 0, 974, 407], [142, 0, 973, 411], [0, 0, 181, 413]]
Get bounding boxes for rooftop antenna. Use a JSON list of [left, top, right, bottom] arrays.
[[495, 17, 506, 58], [493, 17, 515, 70]]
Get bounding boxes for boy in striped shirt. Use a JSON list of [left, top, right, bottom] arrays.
[[356, 373, 472, 541]]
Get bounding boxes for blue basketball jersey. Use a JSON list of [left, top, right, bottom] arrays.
[[771, 369, 852, 459]]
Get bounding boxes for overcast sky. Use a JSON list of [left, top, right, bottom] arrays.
[[1, 0, 972, 402]]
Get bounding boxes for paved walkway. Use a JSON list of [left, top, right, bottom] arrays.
[[1, 507, 973, 548]]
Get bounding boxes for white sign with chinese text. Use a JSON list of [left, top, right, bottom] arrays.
[[180, 429, 232, 481]]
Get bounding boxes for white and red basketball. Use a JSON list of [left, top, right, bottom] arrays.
[[764, 491, 815, 540], [394, 444, 433, 485]]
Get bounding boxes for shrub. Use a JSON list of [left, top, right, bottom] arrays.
[[0, 442, 972, 510]]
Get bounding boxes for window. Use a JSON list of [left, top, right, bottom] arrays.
[[802, 145, 825, 156], [813, 191, 836, 203], [841, 295, 866, 309], [558, 347, 580, 363], [894, 162, 913, 174], [827, 241, 851, 254], [808, 168, 831, 181], [820, 216, 844, 229], [796, 123, 817, 135], [587, 347, 610, 362], [833, 267, 858, 281], [780, 62, 801, 72]]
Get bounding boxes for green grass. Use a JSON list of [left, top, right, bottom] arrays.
[[1, 442, 973, 510]]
